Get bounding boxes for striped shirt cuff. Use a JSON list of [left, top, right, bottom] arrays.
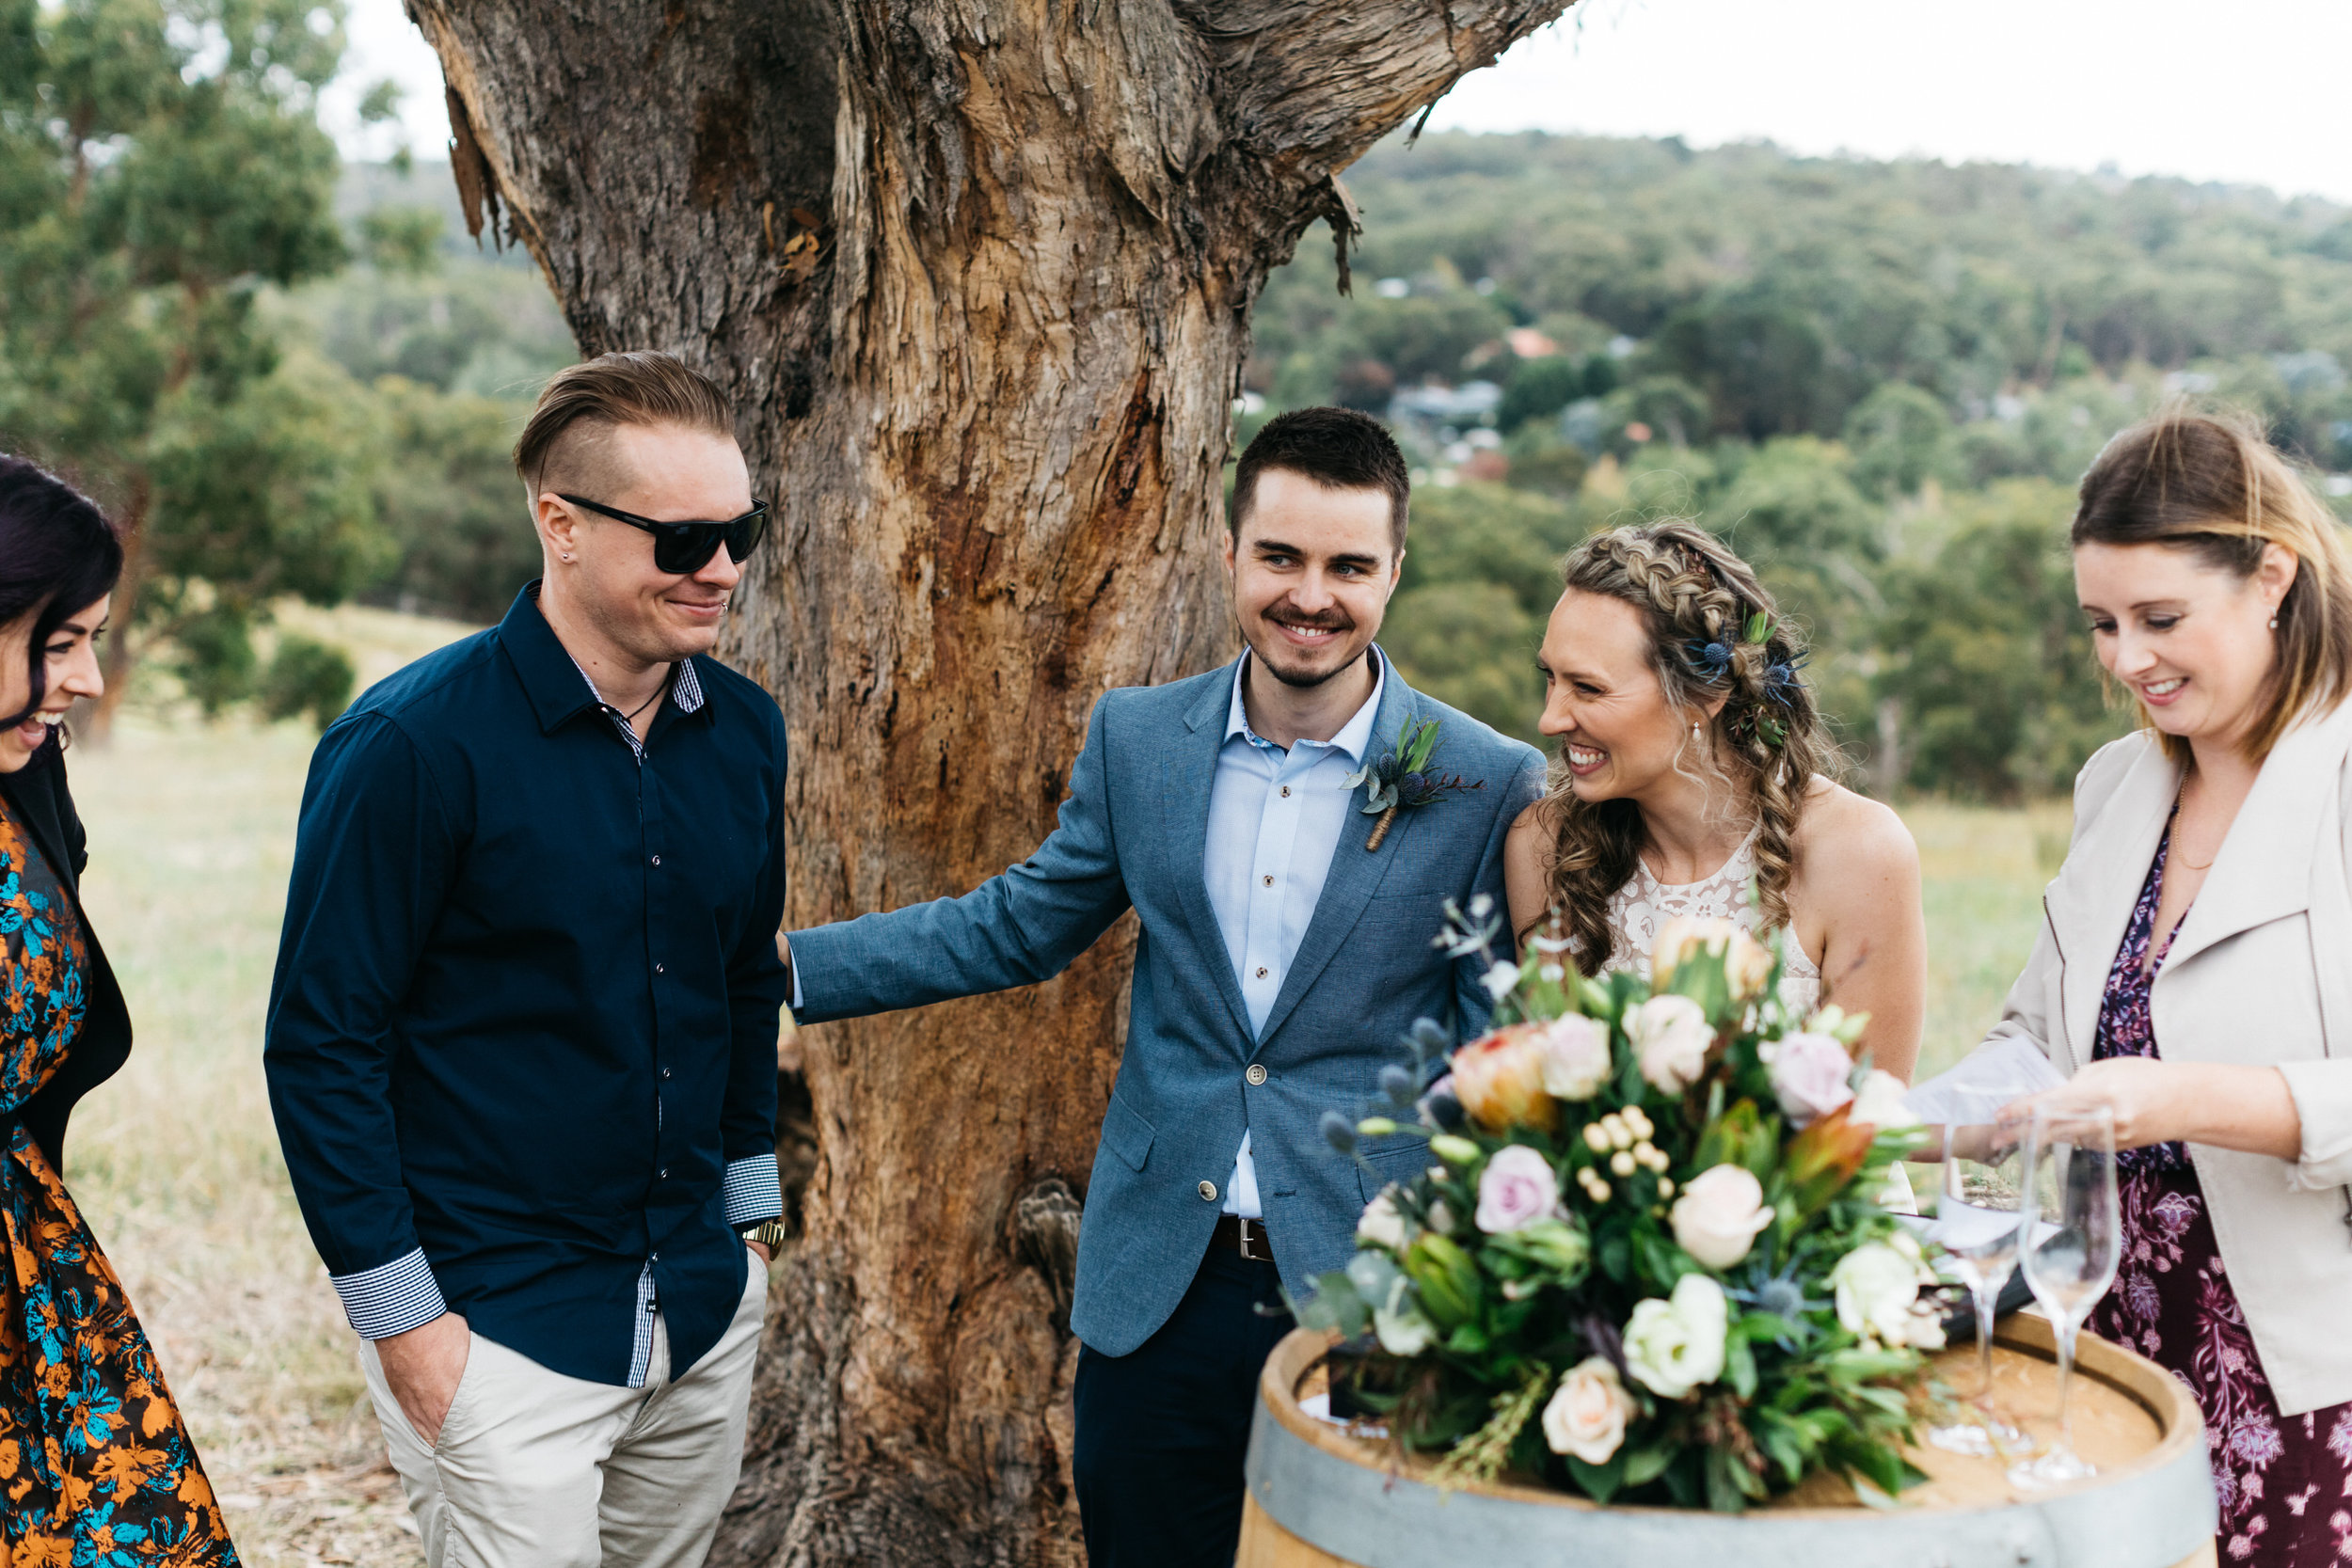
[[723, 1154, 786, 1229], [330, 1247, 449, 1339]]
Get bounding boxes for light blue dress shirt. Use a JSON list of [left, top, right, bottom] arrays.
[[1206, 650, 1385, 1218], [789, 649, 1388, 1221]]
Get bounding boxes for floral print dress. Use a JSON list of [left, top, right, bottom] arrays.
[[2085, 824, 2352, 1567], [0, 800, 239, 1564]]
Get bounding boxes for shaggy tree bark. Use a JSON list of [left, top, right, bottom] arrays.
[[402, 3, 1572, 1560]]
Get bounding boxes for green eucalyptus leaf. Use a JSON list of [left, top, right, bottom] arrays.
[[1704, 1448, 1748, 1513], [1566, 1452, 1626, 1503], [1623, 1443, 1674, 1487], [1726, 1332, 1758, 1400]]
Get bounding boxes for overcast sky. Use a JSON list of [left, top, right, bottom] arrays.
[[326, 0, 2352, 204]]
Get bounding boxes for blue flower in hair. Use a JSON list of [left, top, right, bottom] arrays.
[[1761, 650, 1811, 708], [1684, 640, 1734, 680]]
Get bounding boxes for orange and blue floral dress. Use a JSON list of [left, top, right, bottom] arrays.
[[0, 800, 239, 1564]]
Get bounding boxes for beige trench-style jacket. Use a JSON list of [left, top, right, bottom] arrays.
[[1983, 696, 2352, 1417]]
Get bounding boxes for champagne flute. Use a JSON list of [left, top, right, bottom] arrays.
[[1924, 1123, 2027, 1456], [2008, 1103, 2121, 1490]]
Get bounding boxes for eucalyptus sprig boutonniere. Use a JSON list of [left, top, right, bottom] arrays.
[[1343, 717, 1485, 851]]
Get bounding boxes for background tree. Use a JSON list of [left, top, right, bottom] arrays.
[[1872, 480, 2119, 800], [401, 3, 1578, 1562], [0, 0, 394, 724]]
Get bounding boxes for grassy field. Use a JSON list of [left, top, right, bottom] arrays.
[[51, 607, 2063, 1559], [61, 606, 472, 1566], [1907, 800, 2072, 1081]]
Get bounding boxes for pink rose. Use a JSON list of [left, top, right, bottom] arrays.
[[1542, 1356, 1636, 1464], [1474, 1145, 1562, 1234], [1770, 1032, 1855, 1127]]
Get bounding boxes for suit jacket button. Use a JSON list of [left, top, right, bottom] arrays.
[[1246, 1064, 1267, 1085], [1197, 1180, 1217, 1202]]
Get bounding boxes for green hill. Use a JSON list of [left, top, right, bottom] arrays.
[[1241, 133, 2352, 794]]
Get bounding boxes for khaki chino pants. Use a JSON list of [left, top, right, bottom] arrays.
[[358, 1255, 768, 1568]]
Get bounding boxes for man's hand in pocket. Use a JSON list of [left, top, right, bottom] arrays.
[[377, 1311, 471, 1446]]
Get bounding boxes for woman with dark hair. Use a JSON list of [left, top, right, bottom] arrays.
[[1980, 412, 2352, 1565], [1502, 520, 1928, 1075], [0, 454, 241, 1561]]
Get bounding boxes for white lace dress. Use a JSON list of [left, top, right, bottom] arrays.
[[1605, 836, 1915, 1209], [1602, 827, 1822, 1016]]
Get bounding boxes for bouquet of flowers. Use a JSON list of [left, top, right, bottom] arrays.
[[1295, 895, 1940, 1513]]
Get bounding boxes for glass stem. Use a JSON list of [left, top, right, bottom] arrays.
[[1972, 1280, 1997, 1402], [2053, 1317, 2078, 1452]]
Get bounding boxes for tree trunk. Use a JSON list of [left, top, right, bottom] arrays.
[[401, 3, 1573, 1560], [87, 470, 151, 737]]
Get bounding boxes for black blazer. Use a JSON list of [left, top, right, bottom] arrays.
[[0, 749, 133, 1170]]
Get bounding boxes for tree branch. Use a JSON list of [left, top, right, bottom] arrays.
[[1195, 0, 1576, 177]]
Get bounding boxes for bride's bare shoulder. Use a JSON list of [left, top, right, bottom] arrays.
[[1509, 795, 1559, 840], [1792, 777, 1916, 881]]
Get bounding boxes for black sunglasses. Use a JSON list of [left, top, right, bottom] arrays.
[[558, 494, 771, 576]]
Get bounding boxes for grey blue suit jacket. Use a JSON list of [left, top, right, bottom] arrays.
[[791, 655, 1546, 1355]]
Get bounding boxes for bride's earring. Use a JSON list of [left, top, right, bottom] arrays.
[[2269, 610, 2280, 629]]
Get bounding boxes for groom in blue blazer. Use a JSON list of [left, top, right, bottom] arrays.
[[785, 408, 1545, 1567]]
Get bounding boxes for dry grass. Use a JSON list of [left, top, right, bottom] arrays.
[[59, 605, 476, 1566], [45, 605, 2064, 1558], [1907, 799, 2074, 1081]]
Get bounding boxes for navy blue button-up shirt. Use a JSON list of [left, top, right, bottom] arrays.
[[265, 585, 790, 1386]]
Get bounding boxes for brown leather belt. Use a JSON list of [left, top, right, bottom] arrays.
[[1211, 1213, 1276, 1262]]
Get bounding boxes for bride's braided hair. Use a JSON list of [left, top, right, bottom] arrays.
[[1541, 520, 1839, 975]]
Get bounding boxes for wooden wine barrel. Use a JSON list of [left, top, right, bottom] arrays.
[[1239, 1315, 2217, 1568]]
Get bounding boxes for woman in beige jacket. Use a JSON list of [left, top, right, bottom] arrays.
[[1987, 412, 2352, 1566]]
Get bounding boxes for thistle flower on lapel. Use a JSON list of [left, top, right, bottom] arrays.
[[1343, 718, 1485, 851]]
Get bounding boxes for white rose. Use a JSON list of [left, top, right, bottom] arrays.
[[1628, 994, 1712, 1095], [1357, 1185, 1410, 1251], [1542, 1355, 1636, 1465], [1621, 1274, 1729, 1399], [1831, 1242, 1925, 1346], [1849, 1069, 1919, 1132], [1670, 1164, 1775, 1271], [1535, 1013, 1613, 1101]]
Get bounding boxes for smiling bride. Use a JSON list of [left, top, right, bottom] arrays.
[[1502, 520, 1928, 1080]]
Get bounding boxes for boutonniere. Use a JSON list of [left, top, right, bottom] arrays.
[[1343, 717, 1485, 851]]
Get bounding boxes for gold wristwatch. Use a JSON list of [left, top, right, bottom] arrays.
[[741, 1219, 790, 1251]]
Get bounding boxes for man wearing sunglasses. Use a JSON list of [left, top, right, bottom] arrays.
[[266, 351, 792, 1568]]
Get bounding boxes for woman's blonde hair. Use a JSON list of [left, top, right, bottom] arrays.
[[1539, 521, 1840, 975], [2073, 411, 2352, 765]]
